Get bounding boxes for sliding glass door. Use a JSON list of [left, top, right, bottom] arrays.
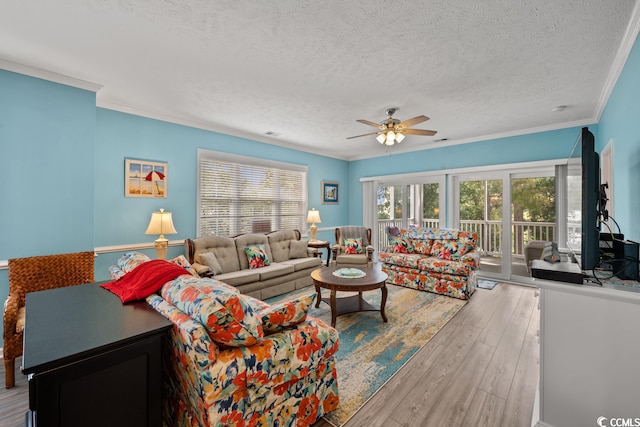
[[451, 171, 556, 280], [376, 178, 444, 251], [452, 175, 506, 277]]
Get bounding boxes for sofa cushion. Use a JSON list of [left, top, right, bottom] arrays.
[[255, 262, 295, 280], [289, 239, 309, 259], [410, 239, 432, 255], [215, 270, 261, 286], [244, 244, 271, 269], [416, 256, 474, 276], [267, 229, 299, 262], [431, 239, 473, 261], [379, 252, 424, 269], [281, 257, 322, 271], [336, 254, 368, 265], [193, 236, 240, 274], [200, 252, 223, 275], [161, 276, 264, 347], [259, 293, 316, 333], [406, 226, 458, 240]]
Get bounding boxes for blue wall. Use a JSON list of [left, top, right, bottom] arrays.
[[597, 31, 640, 242], [0, 70, 96, 314], [92, 109, 350, 277]]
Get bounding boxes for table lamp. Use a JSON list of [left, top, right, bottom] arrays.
[[145, 208, 177, 259], [307, 208, 321, 241]]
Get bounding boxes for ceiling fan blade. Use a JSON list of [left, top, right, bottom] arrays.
[[402, 128, 438, 136], [346, 131, 381, 139], [356, 119, 383, 129], [397, 115, 430, 128]]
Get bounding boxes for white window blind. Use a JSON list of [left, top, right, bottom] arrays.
[[197, 149, 308, 237]]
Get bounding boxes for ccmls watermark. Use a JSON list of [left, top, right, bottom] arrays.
[[597, 416, 640, 427]]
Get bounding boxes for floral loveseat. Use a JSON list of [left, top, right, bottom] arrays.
[[379, 227, 480, 300], [109, 253, 340, 426]]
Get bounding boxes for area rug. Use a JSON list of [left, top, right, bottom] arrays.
[[476, 279, 498, 290], [266, 284, 467, 426]]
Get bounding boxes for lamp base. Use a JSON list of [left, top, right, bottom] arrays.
[[310, 224, 317, 242], [154, 238, 169, 260]]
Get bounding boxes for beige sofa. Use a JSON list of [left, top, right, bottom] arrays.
[[184, 229, 322, 299]]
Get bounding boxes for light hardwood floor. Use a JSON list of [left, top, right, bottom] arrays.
[[0, 282, 539, 427], [313, 281, 540, 427]]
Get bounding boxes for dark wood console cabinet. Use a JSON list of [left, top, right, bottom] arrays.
[[22, 282, 171, 427]]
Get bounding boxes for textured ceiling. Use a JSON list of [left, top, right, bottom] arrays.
[[1, 0, 638, 160]]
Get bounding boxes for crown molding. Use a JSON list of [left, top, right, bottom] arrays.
[[594, 0, 640, 122], [0, 58, 102, 92]]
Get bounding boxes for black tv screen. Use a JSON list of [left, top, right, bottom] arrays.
[[580, 127, 601, 270]]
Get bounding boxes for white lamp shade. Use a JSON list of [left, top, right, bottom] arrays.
[[145, 208, 177, 236], [396, 133, 405, 143], [376, 134, 386, 144], [306, 209, 321, 224]]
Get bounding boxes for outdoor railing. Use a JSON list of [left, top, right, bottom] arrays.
[[376, 218, 565, 257]]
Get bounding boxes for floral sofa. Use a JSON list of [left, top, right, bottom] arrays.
[[109, 253, 340, 427], [379, 227, 480, 300]]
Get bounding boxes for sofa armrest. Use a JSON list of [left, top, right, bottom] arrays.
[[460, 251, 481, 269], [191, 262, 213, 277]]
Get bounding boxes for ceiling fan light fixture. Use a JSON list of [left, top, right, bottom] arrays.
[[395, 132, 405, 143], [377, 134, 386, 144], [386, 131, 396, 144]]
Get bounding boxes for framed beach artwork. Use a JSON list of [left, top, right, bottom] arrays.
[[125, 158, 168, 198], [322, 181, 339, 204]]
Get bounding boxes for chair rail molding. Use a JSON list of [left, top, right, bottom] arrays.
[[0, 240, 185, 269]]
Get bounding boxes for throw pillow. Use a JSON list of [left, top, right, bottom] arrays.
[[244, 245, 271, 268], [343, 237, 363, 254], [260, 294, 316, 333], [161, 276, 264, 347], [168, 255, 199, 276], [289, 240, 309, 259], [117, 251, 152, 273], [199, 252, 223, 275], [390, 237, 413, 254], [432, 240, 470, 261], [411, 239, 432, 255]]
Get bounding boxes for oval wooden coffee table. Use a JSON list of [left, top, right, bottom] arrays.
[[311, 266, 388, 327]]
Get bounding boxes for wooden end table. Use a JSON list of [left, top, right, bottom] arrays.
[[311, 266, 388, 327], [308, 240, 331, 266]]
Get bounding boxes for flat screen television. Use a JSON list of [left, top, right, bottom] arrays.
[[568, 127, 601, 270]]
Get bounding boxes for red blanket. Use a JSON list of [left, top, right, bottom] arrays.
[[101, 259, 189, 303]]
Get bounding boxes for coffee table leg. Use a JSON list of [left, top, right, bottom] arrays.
[[380, 284, 388, 323], [314, 284, 321, 308], [330, 289, 337, 327]]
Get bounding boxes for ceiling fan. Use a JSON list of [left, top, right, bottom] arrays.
[[347, 108, 437, 146]]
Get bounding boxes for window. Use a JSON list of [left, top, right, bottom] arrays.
[[197, 149, 308, 237]]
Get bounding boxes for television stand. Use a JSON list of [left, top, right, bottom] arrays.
[[531, 259, 584, 284]]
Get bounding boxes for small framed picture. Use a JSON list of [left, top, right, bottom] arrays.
[[125, 158, 168, 198], [322, 181, 339, 204]]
